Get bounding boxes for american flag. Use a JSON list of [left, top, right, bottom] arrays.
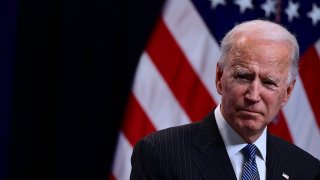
[[111, 0, 320, 179]]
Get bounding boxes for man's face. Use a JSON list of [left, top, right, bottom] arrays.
[[216, 37, 295, 141]]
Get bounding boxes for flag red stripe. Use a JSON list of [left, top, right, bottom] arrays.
[[299, 46, 320, 129], [268, 111, 293, 143], [122, 93, 157, 146], [146, 18, 216, 121], [108, 174, 116, 180]]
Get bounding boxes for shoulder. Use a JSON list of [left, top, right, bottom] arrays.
[[268, 134, 320, 168], [138, 109, 217, 148], [139, 121, 201, 148], [132, 121, 201, 160], [131, 122, 202, 177]]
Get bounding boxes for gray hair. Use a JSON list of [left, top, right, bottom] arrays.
[[218, 19, 299, 84]]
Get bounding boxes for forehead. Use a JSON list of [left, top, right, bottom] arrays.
[[226, 37, 292, 71]]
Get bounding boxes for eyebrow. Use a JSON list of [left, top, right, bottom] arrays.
[[233, 66, 251, 74]]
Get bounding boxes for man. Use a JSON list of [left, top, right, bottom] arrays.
[[130, 20, 320, 179]]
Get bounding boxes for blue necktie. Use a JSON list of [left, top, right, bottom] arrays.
[[241, 144, 260, 180]]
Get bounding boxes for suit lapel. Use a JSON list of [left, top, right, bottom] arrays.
[[192, 110, 237, 180], [266, 134, 289, 180]]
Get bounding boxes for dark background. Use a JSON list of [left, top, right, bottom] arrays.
[[1, 0, 164, 179]]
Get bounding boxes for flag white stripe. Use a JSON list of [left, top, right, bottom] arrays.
[[133, 52, 191, 130], [163, 0, 221, 103], [111, 133, 133, 180], [283, 75, 320, 159]]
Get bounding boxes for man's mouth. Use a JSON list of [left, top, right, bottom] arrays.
[[239, 109, 262, 116]]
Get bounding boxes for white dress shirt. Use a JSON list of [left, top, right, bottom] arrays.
[[215, 105, 267, 180]]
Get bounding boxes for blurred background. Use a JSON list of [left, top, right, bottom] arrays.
[[1, 0, 320, 180], [0, 0, 164, 179]]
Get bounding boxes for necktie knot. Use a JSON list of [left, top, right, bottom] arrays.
[[242, 144, 258, 161]]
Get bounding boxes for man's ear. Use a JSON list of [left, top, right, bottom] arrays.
[[215, 63, 223, 95], [281, 79, 296, 107]]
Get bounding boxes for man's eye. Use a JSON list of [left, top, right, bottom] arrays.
[[263, 80, 274, 85], [236, 74, 250, 80], [262, 80, 278, 88]]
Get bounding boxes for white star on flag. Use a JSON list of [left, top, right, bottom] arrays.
[[307, 3, 320, 26], [260, 0, 276, 17], [234, 0, 253, 14], [285, 0, 300, 22], [210, 0, 226, 9]]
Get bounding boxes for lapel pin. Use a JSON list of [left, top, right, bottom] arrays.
[[282, 172, 289, 179]]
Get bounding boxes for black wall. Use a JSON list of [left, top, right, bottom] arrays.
[[8, 0, 164, 179]]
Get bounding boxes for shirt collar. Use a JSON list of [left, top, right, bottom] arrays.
[[215, 104, 267, 161]]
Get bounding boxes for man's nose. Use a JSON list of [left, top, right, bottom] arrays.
[[245, 80, 261, 103]]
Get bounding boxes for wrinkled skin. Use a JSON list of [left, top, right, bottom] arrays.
[[216, 36, 296, 143]]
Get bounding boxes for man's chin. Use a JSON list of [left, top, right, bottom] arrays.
[[237, 119, 263, 131]]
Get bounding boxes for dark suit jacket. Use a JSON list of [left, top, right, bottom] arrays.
[[130, 110, 320, 179]]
